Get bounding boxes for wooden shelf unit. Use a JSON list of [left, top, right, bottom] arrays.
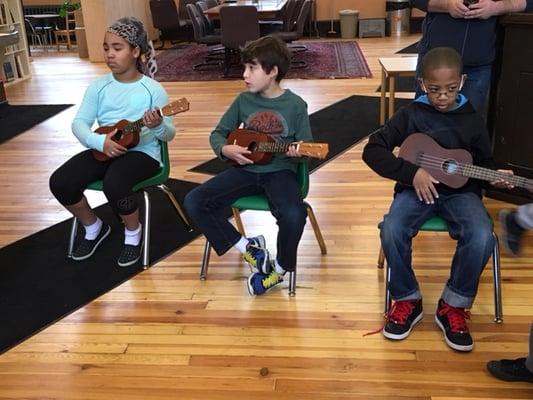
[[0, 0, 31, 86]]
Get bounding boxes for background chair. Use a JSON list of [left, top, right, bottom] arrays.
[[276, 0, 312, 68], [54, 11, 76, 51], [195, 1, 215, 34], [67, 141, 192, 269], [178, 0, 198, 42], [186, 3, 223, 70], [24, 18, 46, 49], [220, 5, 260, 76], [204, 0, 219, 9], [377, 215, 503, 323], [149, 0, 183, 48], [200, 161, 327, 296]]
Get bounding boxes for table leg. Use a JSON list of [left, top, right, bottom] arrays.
[[380, 68, 386, 126], [388, 75, 396, 121]]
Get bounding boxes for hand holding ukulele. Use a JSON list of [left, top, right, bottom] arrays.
[[222, 144, 253, 165], [103, 129, 128, 158]]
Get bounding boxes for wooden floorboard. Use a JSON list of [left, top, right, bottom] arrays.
[[1, 36, 532, 399]]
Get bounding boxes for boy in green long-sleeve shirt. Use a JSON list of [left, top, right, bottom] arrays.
[[185, 35, 312, 295]]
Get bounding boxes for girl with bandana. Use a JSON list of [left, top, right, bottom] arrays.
[[49, 17, 175, 267]]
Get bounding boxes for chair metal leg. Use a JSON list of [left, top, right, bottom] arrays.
[[384, 262, 392, 316], [200, 240, 212, 280], [232, 208, 245, 236], [158, 184, 192, 232], [305, 202, 327, 255], [377, 246, 385, 268], [142, 191, 151, 269], [289, 269, 296, 297], [68, 217, 78, 257], [492, 232, 503, 323]]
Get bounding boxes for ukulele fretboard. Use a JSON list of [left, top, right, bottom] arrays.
[[417, 153, 532, 190], [255, 142, 293, 153]]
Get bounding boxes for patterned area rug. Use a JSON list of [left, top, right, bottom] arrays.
[[155, 41, 372, 81]]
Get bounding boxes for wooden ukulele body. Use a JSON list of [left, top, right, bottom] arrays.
[[91, 120, 140, 161], [227, 129, 275, 164]]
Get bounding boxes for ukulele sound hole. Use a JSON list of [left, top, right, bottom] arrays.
[[113, 130, 124, 141], [247, 142, 258, 153], [442, 159, 459, 175]]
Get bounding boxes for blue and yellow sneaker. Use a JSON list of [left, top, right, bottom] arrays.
[[247, 270, 283, 295], [243, 235, 271, 274]]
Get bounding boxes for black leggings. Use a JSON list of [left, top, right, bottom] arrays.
[[49, 150, 160, 216]]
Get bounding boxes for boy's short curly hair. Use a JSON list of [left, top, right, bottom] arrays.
[[420, 47, 463, 78], [241, 35, 291, 82]]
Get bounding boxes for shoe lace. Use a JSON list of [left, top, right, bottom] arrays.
[[387, 300, 417, 324], [261, 271, 281, 289], [438, 302, 470, 333], [243, 247, 259, 268], [363, 300, 417, 337]]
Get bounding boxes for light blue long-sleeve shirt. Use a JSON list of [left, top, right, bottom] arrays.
[[72, 73, 175, 165]]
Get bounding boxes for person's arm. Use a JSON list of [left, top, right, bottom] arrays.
[[71, 82, 106, 151], [465, 0, 529, 19], [362, 109, 419, 185], [286, 104, 313, 160], [209, 97, 241, 160], [411, 0, 470, 14], [147, 87, 175, 142]]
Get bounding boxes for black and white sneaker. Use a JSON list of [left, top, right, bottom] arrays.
[[71, 224, 111, 261], [435, 298, 473, 352], [117, 241, 143, 267], [383, 299, 423, 340]]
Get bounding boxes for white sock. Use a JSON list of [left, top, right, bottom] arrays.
[[124, 224, 142, 246], [84, 218, 102, 240], [274, 259, 286, 275], [234, 236, 249, 253]]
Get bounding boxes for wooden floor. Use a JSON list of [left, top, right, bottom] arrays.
[[1, 36, 532, 399]]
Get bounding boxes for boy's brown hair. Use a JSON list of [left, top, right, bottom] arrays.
[[420, 47, 463, 78], [241, 35, 291, 82]]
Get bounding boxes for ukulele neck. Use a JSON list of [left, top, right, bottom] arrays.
[[122, 109, 163, 134], [463, 165, 531, 189], [256, 141, 294, 153]]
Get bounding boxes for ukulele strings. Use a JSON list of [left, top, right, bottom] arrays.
[[416, 154, 525, 186]]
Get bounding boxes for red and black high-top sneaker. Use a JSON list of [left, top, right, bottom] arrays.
[[383, 299, 423, 340], [435, 298, 473, 352]]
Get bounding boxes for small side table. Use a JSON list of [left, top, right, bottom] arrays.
[[378, 56, 418, 125]]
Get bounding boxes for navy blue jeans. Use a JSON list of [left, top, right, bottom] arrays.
[[415, 56, 492, 116], [380, 189, 494, 308], [184, 167, 307, 272]]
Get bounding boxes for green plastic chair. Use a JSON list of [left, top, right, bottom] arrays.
[[67, 141, 191, 268], [377, 215, 503, 323], [200, 161, 327, 296]]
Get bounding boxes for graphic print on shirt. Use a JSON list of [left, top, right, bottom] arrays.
[[245, 110, 289, 140]]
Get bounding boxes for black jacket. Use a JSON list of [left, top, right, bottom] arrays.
[[362, 99, 496, 196]]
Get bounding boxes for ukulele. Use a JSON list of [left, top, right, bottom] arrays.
[[399, 133, 533, 192], [91, 98, 189, 161], [226, 129, 329, 164]]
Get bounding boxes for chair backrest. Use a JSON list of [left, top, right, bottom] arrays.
[[24, 18, 38, 35], [132, 141, 170, 191], [220, 5, 260, 50], [179, 0, 197, 23], [297, 160, 310, 198], [186, 3, 207, 41], [281, 0, 297, 31], [284, 0, 303, 32], [195, 1, 214, 34], [205, 0, 218, 9], [149, 0, 180, 31], [293, 0, 311, 36]]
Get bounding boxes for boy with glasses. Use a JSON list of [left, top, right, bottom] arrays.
[[363, 47, 513, 352]]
